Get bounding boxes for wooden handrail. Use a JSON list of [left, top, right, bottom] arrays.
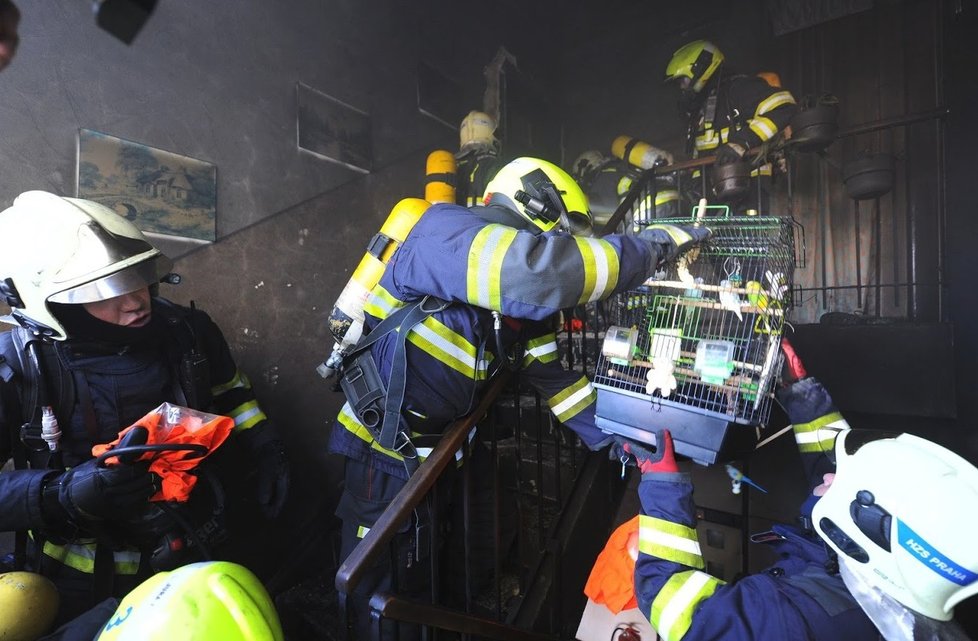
[[335, 371, 513, 595]]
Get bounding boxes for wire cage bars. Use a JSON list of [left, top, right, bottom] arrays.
[[593, 204, 802, 463]]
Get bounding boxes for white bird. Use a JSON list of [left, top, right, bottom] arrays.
[[646, 358, 678, 398], [719, 279, 744, 321]]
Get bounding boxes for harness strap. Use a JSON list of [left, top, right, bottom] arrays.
[[340, 296, 451, 473], [379, 297, 450, 453]]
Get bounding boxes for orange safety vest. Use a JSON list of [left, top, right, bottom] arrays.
[[583, 515, 640, 614], [92, 403, 234, 503]]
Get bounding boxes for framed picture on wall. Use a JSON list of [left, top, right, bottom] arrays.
[[76, 129, 217, 243], [296, 82, 372, 173]]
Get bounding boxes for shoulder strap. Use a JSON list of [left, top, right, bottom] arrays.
[[341, 296, 450, 454], [153, 297, 211, 409]]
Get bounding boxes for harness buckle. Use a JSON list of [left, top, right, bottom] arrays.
[[392, 431, 418, 460]]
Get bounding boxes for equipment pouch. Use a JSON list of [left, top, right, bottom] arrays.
[[340, 352, 388, 430]]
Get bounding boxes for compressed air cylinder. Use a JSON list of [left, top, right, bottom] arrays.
[[424, 150, 457, 204], [612, 135, 668, 170], [327, 198, 430, 350]]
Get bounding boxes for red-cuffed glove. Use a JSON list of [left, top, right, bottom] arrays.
[[780, 336, 808, 384], [624, 430, 678, 474]]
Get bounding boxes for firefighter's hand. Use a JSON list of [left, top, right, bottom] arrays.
[[254, 438, 290, 519], [53, 459, 156, 522], [715, 142, 747, 166], [239, 424, 290, 519], [780, 336, 808, 384], [0, 0, 20, 72], [611, 431, 679, 474], [631, 430, 679, 473], [640, 223, 712, 264]]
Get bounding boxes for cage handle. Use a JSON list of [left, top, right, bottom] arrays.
[[691, 197, 731, 222]]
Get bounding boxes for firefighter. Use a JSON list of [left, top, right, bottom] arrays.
[[0, 191, 290, 626], [572, 150, 682, 230], [454, 110, 506, 207], [626, 340, 978, 641], [329, 156, 711, 639], [664, 40, 797, 214]]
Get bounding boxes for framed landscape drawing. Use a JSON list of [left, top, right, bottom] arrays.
[[296, 82, 372, 173], [76, 129, 217, 242]]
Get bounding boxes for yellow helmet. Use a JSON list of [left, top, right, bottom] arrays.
[[664, 40, 724, 94], [483, 157, 592, 235], [0, 571, 59, 641], [458, 110, 499, 156], [95, 562, 284, 641]]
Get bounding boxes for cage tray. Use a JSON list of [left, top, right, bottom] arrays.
[[594, 385, 758, 465]]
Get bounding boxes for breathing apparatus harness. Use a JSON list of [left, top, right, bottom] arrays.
[[339, 296, 452, 475]]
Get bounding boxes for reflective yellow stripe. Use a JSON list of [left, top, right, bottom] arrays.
[[211, 369, 246, 395], [338, 403, 472, 464], [338, 403, 408, 461], [749, 115, 778, 142], [655, 190, 679, 206], [548, 376, 596, 422], [467, 225, 517, 310], [574, 237, 621, 304], [650, 570, 724, 641], [639, 515, 704, 569], [363, 284, 406, 320], [523, 333, 559, 366], [695, 127, 729, 152], [756, 90, 795, 115], [793, 413, 849, 453], [616, 175, 634, 198], [357, 525, 371, 539], [40, 539, 141, 575], [229, 399, 267, 432], [406, 316, 490, 380]]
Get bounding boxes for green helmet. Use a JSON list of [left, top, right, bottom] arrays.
[[665, 40, 724, 94], [483, 157, 592, 236], [95, 562, 284, 641]]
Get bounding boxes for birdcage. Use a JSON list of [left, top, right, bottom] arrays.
[[593, 204, 802, 464]]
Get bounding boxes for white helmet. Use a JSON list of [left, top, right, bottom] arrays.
[[571, 150, 611, 187], [0, 191, 173, 340], [458, 110, 499, 157], [813, 429, 978, 640]]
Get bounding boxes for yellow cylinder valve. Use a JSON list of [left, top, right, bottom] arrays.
[[425, 150, 456, 204]]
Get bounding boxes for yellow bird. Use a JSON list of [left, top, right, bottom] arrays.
[[745, 280, 769, 312]]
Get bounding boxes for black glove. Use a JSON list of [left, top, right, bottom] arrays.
[[640, 223, 712, 264], [715, 142, 747, 166], [45, 458, 156, 524], [239, 425, 290, 519]]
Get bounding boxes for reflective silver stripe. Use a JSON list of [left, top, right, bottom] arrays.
[[415, 427, 477, 462], [652, 570, 724, 641], [550, 379, 596, 420], [640, 518, 703, 563], [756, 90, 796, 115], [749, 116, 777, 141], [527, 341, 558, 360]]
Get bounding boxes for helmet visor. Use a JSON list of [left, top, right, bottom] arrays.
[[825, 428, 902, 466], [48, 255, 174, 305], [839, 559, 971, 641]]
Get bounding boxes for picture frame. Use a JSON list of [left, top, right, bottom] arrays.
[[76, 129, 217, 243]]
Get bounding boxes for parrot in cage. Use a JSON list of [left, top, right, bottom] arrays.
[[719, 279, 744, 321]]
